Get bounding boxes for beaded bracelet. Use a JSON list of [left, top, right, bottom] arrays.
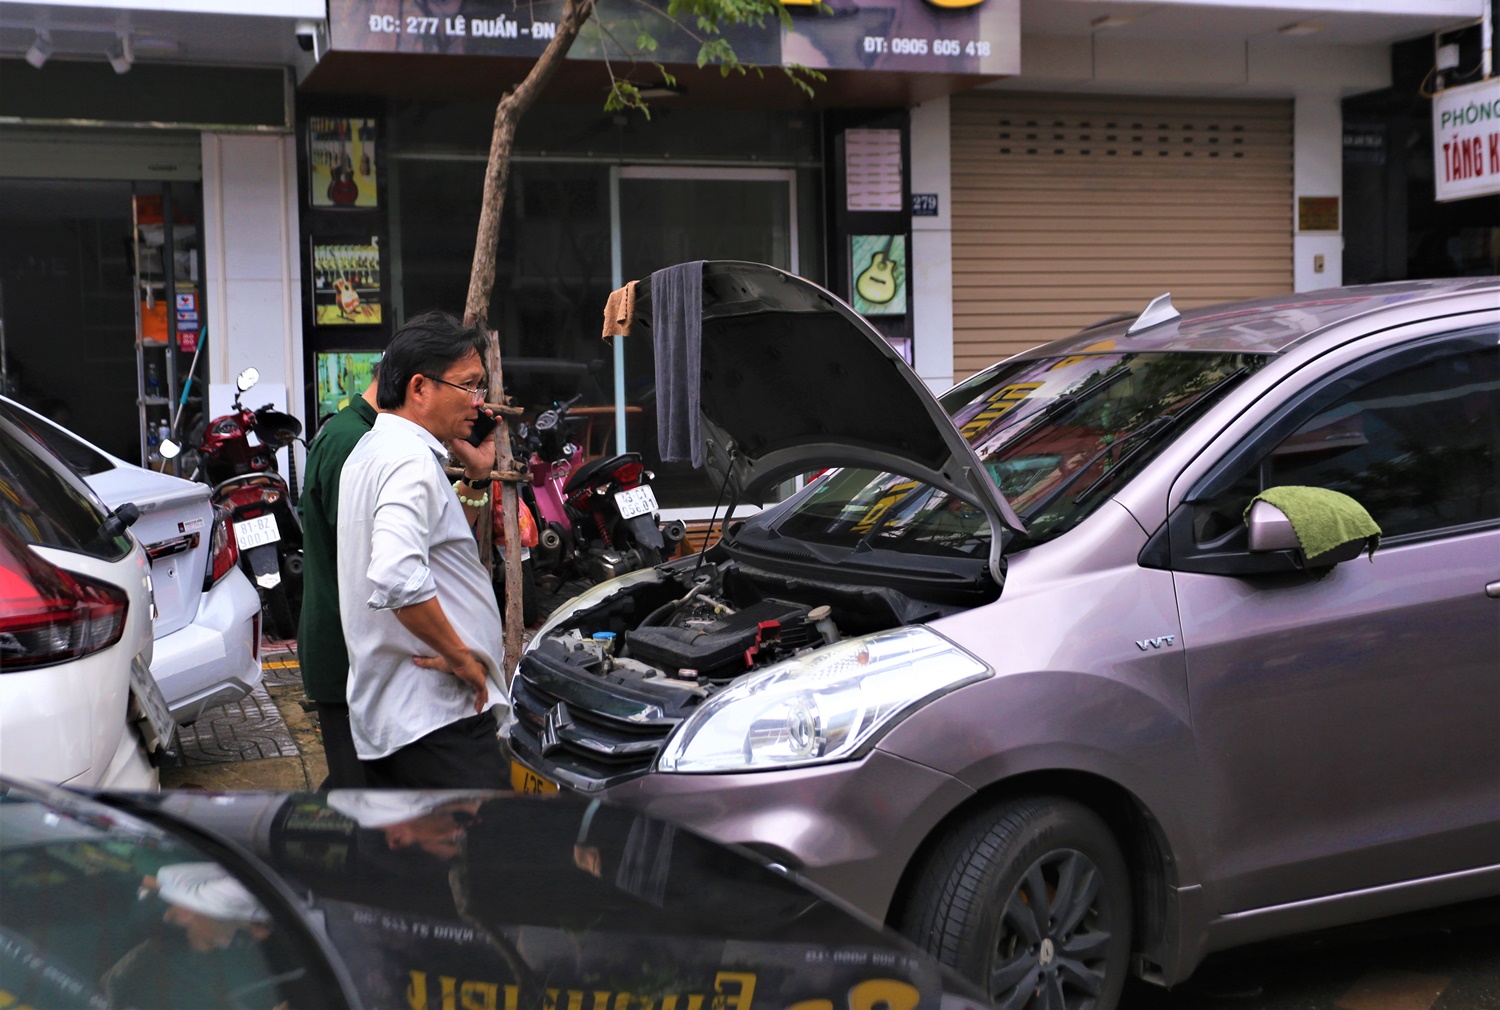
[[452, 480, 489, 508]]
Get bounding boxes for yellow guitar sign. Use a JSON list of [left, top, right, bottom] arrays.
[[851, 235, 906, 316]]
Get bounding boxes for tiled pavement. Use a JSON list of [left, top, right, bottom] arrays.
[[160, 639, 326, 791]]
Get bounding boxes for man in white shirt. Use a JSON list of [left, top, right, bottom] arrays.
[[337, 310, 507, 789]]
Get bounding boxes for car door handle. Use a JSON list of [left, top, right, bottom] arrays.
[[1488, 580, 1500, 599]]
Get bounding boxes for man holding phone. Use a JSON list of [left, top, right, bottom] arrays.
[[337, 311, 507, 789]]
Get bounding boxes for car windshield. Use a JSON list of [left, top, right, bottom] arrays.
[[771, 351, 1266, 557]]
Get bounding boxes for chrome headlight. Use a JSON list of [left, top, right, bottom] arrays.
[[656, 626, 989, 773], [522, 566, 663, 655]]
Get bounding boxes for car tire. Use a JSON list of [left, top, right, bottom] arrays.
[[899, 797, 1131, 1010], [264, 583, 298, 642]]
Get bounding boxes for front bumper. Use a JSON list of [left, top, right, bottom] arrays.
[[578, 750, 975, 922]]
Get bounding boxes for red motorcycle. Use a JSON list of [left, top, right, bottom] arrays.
[[185, 367, 304, 640]]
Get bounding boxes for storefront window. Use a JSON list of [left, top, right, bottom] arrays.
[[390, 102, 821, 510]]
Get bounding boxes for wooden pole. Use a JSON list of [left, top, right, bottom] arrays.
[[462, 0, 597, 684]]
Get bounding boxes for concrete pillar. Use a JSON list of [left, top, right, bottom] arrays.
[[910, 95, 955, 393], [1294, 89, 1345, 291]]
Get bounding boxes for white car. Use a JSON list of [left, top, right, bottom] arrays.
[[0, 397, 262, 724], [0, 414, 167, 788]]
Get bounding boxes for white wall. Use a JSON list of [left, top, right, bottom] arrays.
[[1292, 89, 1345, 292], [201, 132, 305, 471], [910, 96, 955, 393]]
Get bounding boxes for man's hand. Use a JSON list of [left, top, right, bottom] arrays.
[[413, 651, 490, 712], [448, 407, 497, 477], [394, 598, 494, 713]]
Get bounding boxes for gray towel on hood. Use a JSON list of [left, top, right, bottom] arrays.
[[651, 261, 705, 468]]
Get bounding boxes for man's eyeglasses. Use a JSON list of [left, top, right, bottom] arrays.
[[425, 375, 488, 402]]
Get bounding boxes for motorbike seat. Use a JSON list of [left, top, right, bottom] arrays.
[[563, 452, 642, 496]]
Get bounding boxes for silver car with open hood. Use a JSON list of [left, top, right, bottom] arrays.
[[505, 263, 1500, 1010]]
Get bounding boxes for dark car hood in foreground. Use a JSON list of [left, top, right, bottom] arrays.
[[0, 779, 989, 1010], [632, 262, 1023, 580]]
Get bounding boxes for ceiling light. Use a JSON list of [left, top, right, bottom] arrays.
[[25, 31, 53, 69], [1090, 15, 1132, 29], [106, 33, 133, 74], [1278, 21, 1324, 36]]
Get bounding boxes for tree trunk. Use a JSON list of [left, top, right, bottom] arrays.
[[463, 0, 597, 685]]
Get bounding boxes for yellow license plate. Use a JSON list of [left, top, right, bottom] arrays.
[[510, 760, 560, 795]]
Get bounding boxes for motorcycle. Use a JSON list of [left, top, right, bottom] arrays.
[[498, 395, 684, 600], [168, 367, 305, 640]]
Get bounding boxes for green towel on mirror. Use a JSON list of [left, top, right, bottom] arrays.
[[1245, 485, 1382, 562]]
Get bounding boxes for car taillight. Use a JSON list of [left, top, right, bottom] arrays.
[[204, 506, 240, 590], [0, 528, 129, 671]]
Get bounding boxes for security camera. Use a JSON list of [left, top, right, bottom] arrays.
[[295, 20, 321, 54]]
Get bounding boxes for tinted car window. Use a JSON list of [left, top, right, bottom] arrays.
[[0, 788, 322, 1010], [1194, 328, 1499, 543], [0, 400, 115, 478], [0, 418, 130, 561]]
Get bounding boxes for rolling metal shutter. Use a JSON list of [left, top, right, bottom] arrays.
[[950, 92, 1293, 377]]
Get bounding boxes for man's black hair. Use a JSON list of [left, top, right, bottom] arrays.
[[376, 310, 488, 410]]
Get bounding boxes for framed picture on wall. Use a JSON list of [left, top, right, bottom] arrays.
[[314, 351, 383, 424], [311, 237, 382, 326], [308, 116, 379, 209], [850, 234, 906, 316]]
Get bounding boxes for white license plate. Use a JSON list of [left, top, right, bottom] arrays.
[[614, 484, 658, 520], [233, 514, 280, 550], [129, 655, 177, 753]]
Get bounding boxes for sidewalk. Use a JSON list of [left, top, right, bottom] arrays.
[[159, 579, 577, 791], [160, 639, 328, 791]]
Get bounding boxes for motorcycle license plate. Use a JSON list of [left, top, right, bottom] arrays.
[[614, 485, 658, 520], [233, 514, 280, 550]]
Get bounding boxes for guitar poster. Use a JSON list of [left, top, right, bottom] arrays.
[[309, 116, 379, 208], [850, 234, 906, 316], [311, 237, 383, 326]]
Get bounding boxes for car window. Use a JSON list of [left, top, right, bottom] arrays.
[[0, 400, 115, 478], [1192, 327, 1499, 544], [770, 351, 1266, 556], [0, 787, 318, 1010], [0, 418, 130, 562]]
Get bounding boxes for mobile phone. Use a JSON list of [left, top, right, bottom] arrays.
[[463, 408, 499, 447]]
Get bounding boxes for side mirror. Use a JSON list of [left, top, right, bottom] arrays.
[[100, 502, 140, 540], [236, 367, 260, 393], [158, 438, 181, 460], [1246, 498, 1367, 567]]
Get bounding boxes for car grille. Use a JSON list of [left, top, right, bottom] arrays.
[[508, 660, 685, 792]]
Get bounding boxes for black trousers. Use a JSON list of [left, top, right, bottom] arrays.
[[360, 709, 509, 790], [314, 702, 366, 790]]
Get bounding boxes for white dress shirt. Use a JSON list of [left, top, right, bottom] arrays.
[[336, 412, 505, 760]]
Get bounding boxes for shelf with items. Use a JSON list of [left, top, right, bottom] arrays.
[[131, 187, 205, 473]]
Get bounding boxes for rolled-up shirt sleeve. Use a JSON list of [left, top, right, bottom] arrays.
[[365, 454, 441, 611]]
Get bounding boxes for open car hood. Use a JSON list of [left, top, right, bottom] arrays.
[[631, 262, 1023, 580]]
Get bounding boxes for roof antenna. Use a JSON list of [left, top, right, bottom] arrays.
[[1127, 292, 1180, 335]]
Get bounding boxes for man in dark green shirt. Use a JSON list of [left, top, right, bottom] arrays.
[[297, 382, 378, 788]]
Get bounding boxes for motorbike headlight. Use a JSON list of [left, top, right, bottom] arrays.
[[656, 626, 989, 773], [522, 566, 664, 655]]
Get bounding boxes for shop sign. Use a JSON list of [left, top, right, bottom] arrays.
[[329, 0, 1018, 75], [1432, 76, 1500, 203]]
